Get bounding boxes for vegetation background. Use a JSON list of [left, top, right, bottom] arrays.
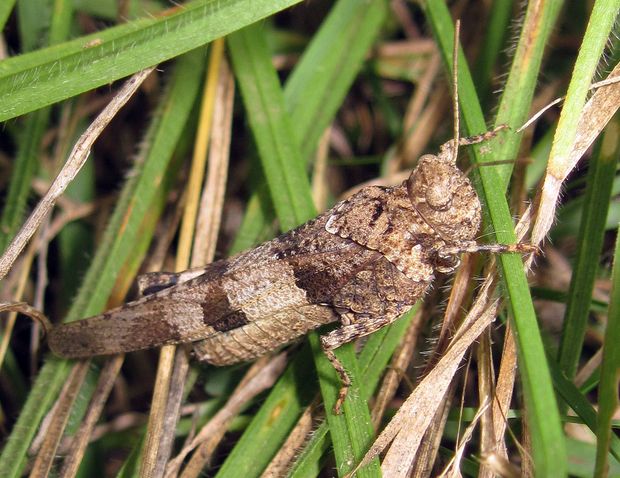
[[0, 0, 619, 476]]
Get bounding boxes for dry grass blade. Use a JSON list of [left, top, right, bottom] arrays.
[[492, 322, 518, 454], [29, 360, 91, 477], [167, 353, 288, 478], [0, 235, 38, 368], [192, 59, 235, 264], [141, 346, 176, 477], [58, 355, 124, 478], [0, 301, 52, 334], [531, 61, 620, 244], [0, 67, 155, 280], [382, 294, 499, 477], [477, 331, 496, 478], [141, 40, 234, 476], [350, 279, 499, 477], [438, 401, 491, 477], [140, 40, 226, 477], [153, 56, 235, 477], [261, 401, 318, 477]]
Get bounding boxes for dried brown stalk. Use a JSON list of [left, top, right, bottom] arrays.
[[0, 68, 155, 280]]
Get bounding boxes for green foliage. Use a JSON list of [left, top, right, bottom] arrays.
[[1, 1, 619, 476]]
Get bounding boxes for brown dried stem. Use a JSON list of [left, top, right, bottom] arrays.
[[0, 68, 155, 280]]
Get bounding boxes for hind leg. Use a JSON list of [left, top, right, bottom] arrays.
[[320, 314, 404, 413]]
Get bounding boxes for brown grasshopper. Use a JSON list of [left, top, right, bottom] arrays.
[[49, 128, 530, 412]]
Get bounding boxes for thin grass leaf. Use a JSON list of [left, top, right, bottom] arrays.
[[594, 221, 620, 476], [233, 0, 389, 249], [0, 109, 48, 252], [490, 1, 563, 185], [532, 0, 620, 245], [214, 345, 318, 478], [288, 308, 415, 476], [285, 0, 389, 160], [548, 0, 620, 184], [558, 118, 618, 384], [472, 0, 514, 104], [548, 357, 620, 463], [0, 0, 16, 30], [16, 0, 52, 52], [227, 24, 314, 229], [0, 0, 304, 122], [424, 1, 566, 474], [0, 0, 74, 254]]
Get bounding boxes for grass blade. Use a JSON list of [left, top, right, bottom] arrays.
[[594, 222, 620, 476], [228, 21, 379, 477], [0, 0, 303, 122], [558, 118, 618, 382], [424, 1, 567, 474]]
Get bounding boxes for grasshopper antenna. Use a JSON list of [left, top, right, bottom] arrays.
[[451, 19, 461, 164]]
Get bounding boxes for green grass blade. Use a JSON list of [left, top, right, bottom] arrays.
[[0, 0, 73, 391], [285, 0, 389, 160], [548, 357, 620, 462], [0, 0, 16, 30], [553, 0, 620, 379], [227, 22, 378, 477], [472, 0, 514, 103], [0, 50, 205, 478], [288, 423, 330, 478], [214, 345, 318, 478], [0, 0, 303, 122], [0, 109, 48, 252], [424, 1, 566, 475], [558, 119, 618, 380], [0, 0, 74, 251], [545, 0, 620, 205], [233, 0, 389, 249], [491, 1, 563, 185], [16, 0, 52, 52], [309, 336, 381, 477], [227, 24, 315, 229], [594, 223, 620, 476], [289, 308, 415, 476]]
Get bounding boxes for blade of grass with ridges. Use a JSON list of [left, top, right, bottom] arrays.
[[0, 50, 205, 478], [557, 118, 618, 394], [0, 0, 304, 122], [594, 221, 620, 475], [227, 22, 380, 477], [424, 1, 567, 475], [554, 0, 620, 381]]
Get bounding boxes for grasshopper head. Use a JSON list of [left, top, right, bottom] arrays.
[[406, 154, 481, 242]]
